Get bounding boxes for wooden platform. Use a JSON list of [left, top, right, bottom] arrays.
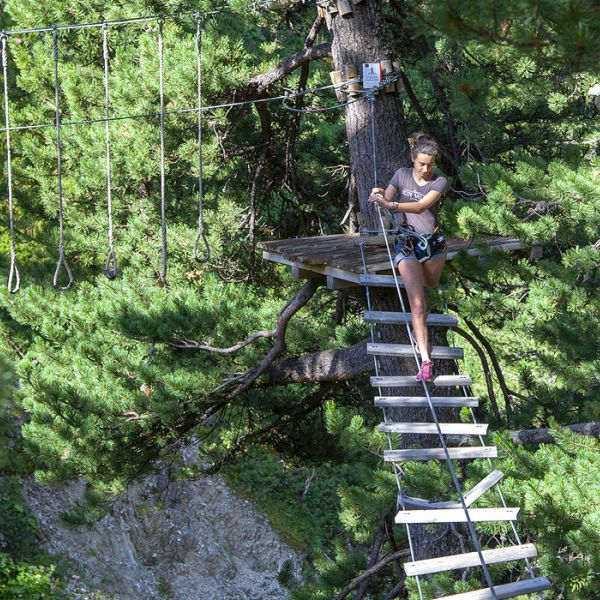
[[258, 234, 538, 289]]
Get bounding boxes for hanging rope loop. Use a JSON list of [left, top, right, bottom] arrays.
[[102, 23, 118, 280], [51, 25, 73, 291], [157, 16, 168, 283], [193, 14, 210, 263], [1, 33, 20, 293]]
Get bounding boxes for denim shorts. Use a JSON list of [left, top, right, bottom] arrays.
[[392, 240, 447, 268]]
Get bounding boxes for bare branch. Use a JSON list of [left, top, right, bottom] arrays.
[[248, 43, 332, 96], [229, 279, 321, 396]]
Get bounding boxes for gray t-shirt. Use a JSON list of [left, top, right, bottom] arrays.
[[389, 168, 447, 232]]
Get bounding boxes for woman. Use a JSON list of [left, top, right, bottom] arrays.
[[368, 133, 447, 382]]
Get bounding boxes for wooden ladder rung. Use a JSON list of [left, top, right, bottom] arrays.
[[368, 343, 464, 359], [395, 507, 519, 524], [384, 446, 497, 462], [359, 274, 403, 288], [375, 396, 479, 408], [462, 470, 504, 506], [364, 310, 458, 327], [371, 374, 472, 388], [378, 422, 488, 436], [404, 543, 538, 576], [439, 576, 551, 600]]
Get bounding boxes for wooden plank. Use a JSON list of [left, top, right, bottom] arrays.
[[440, 577, 551, 600], [261, 250, 363, 284], [384, 447, 497, 462], [371, 374, 472, 388], [368, 343, 464, 360], [395, 507, 519, 524], [463, 470, 504, 506], [375, 396, 479, 408], [404, 544, 538, 577], [360, 274, 401, 287], [291, 265, 324, 281], [378, 422, 488, 436], [364, 311, 458, 327], [326, 275, 359, 290]]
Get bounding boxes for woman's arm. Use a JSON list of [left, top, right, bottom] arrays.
[[369, 186, 442, 214]]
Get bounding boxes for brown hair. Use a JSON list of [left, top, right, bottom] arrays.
[[409, 132, 439, 160]]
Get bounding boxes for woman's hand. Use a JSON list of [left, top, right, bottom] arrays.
[[368, 187, 385, 205]]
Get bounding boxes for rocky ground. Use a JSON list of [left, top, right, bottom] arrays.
[[23, 456, 303, 599]]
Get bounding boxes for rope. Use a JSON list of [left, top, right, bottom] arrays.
[[193, 15, 209, 262], [1, 34, 20, 293], [51, 27, 73, 291], [158, 17, 167, 282], [102, 25, 117, 279], [366, 93, 499, 599]]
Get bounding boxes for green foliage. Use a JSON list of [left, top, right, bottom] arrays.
[[0, 553, 63, 600], [497, 427, 600, 599], [0, 0, 598, 598]]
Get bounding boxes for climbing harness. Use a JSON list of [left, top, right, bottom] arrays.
[[364, 91, 500, 599], [391, 222, 446, 263], [157, 17, 167, 283], [102, 25, 117, 279], [1, 34, 20, 293], [193, 15, 210, 263], [51, 26, 74, 291]]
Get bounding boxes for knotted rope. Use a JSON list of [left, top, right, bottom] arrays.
[[51, 26, 73, 291], [1, 34, 20, 293]]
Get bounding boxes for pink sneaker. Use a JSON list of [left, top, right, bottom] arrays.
[[416, 360, 434, 382]]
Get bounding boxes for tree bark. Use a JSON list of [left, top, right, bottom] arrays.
[[324, 1, 410, 228], [509, 422, 600, 446]]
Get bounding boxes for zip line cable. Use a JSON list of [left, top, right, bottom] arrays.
[[102, 25, 117, 280], [193, 15, 210, 263], [1, 34, 20, 293], [365, 92, 499, 599], [51, 27, 73, 291]]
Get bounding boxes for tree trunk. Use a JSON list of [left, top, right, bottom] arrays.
[[324, 1, 410, 229], [323, 0, 465, 566]]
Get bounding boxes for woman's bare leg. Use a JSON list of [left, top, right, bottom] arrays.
[[398, 259, 429, 361], [422, 255, 446, 288]]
